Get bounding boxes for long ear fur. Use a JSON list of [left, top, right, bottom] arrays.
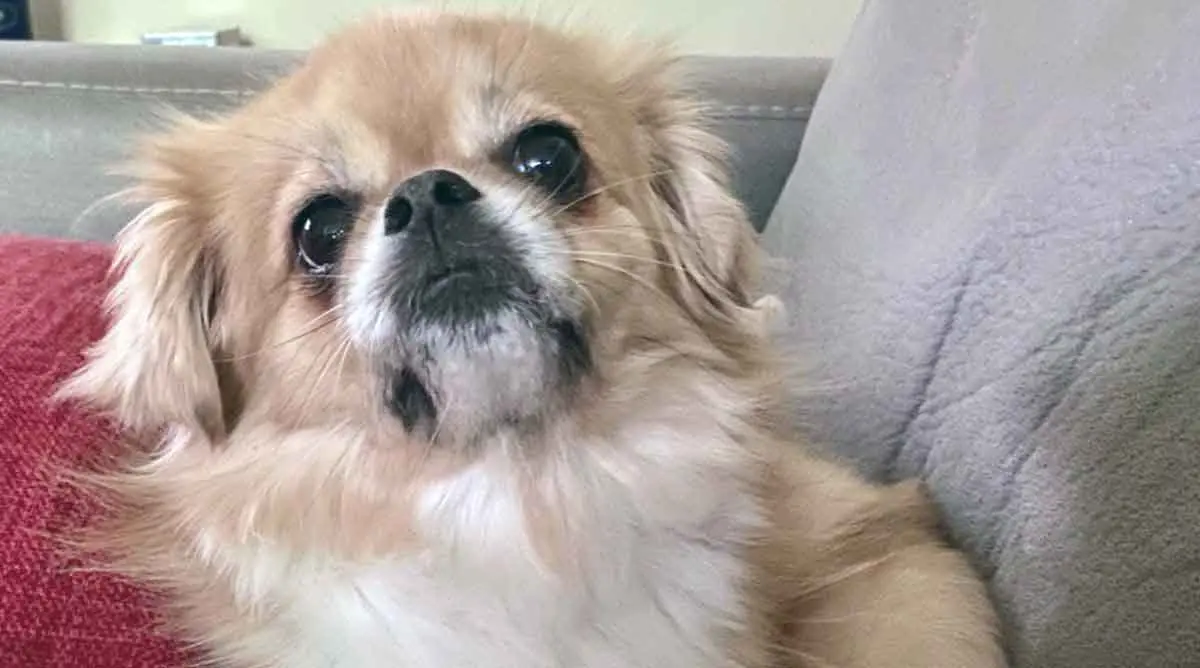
[[617, 47, 761, 329], [59, 125, 228, 442]]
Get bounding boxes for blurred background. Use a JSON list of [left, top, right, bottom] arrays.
[[11, 0, 862, 57]]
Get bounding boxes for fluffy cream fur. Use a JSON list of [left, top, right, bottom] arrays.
[[59, 10, 1006, 668]]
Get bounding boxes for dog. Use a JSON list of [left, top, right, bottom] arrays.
[[60, 10, 1006, 668]]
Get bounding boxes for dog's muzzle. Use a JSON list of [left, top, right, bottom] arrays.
[[382, 168, 541, 329], [358, 168, 589, 441]]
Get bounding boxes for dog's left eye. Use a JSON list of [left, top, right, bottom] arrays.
[[509, 122, 587, 203], [293, 194, 354, 276]]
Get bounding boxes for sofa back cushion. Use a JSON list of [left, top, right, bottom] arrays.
[[0, 44, 822, 241]]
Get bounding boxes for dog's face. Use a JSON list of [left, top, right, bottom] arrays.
[[68, 12, 762, 457]]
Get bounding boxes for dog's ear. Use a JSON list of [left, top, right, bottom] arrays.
[[617, 47, 760, 325], [60, 121, 232, 442]]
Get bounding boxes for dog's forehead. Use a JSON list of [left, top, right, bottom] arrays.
[[289, 15, 607, 186]]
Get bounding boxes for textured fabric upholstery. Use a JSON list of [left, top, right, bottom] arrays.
[[764, 1, 1200, 664]]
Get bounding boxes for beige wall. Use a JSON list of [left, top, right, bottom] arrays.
[[56, 0, 862, 57]]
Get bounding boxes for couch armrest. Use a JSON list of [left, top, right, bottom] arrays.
[[0, 42, 826, 240], [681, 56, 828, 228]]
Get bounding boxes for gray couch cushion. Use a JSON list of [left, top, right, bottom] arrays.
[[0, 42, 825, 241], [0, 43, 297, 241], [764, 0, 1200, 665]]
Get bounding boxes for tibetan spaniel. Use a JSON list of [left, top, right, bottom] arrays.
[[60, 10, 1006, 668]]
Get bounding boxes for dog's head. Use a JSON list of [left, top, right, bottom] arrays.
[[65, 11, 766, 455]]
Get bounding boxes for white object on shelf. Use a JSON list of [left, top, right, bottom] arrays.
[[141, 27, 242, 47]]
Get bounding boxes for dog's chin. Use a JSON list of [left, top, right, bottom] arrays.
[[371, 277, 590, 446]]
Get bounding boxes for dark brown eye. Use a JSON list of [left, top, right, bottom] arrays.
[[292, 194, 354, 276], [509, 122, 587, 203]]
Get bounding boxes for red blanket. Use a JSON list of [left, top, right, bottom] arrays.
[[0, 235, 185, 667]]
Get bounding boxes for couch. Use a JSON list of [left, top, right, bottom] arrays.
[[3, 0, 1199, 666]]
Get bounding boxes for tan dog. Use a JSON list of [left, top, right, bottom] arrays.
[[61, 11, 1005, 668]]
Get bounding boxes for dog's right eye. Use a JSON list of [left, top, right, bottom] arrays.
[[508, 122, 586, 204], [293, 195, 354, 276]]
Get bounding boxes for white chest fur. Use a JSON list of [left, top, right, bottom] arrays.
[[279, 540, 745, 668], [206, 432, 762, 668]]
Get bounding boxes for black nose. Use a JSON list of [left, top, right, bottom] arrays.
[[384, 169, 482, 236]]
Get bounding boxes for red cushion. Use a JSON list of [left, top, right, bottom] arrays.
[[0, 235, 187, 667]]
